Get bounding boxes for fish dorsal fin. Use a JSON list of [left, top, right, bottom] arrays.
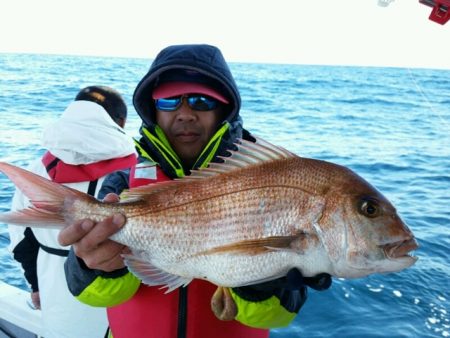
[[123, 136, 296, 198], [121, 180, 182, 201], [235, 136, 295, 162], [123, 251, 192, 293], [187, 136, 296, 180]]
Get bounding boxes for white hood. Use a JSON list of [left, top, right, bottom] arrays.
[[42, 100, 136, 165]]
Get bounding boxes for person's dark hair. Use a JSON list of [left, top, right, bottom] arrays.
[[75, 86, 127, 125]]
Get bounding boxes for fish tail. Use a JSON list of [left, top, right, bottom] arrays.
[[0, 162, 94, 228]]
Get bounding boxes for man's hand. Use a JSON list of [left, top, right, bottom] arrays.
[[30, 291, 41, 310], [57, 193, 130, 272]]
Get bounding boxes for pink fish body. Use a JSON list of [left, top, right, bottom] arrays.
[[0, 138, 418, 291]]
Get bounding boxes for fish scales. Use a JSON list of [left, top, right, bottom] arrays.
[[112, 159, 320, 251]]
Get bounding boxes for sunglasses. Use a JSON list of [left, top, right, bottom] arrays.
[[155, 94, 219, 112]]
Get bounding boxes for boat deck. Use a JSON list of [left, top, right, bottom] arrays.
[[0, 281, 44, 338]]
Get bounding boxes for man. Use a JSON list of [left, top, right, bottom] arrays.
[[59, 44, 331, 338], [9, 85, 137, 338]]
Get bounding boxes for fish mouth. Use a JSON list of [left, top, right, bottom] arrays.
[[382, 237, 419, 260]]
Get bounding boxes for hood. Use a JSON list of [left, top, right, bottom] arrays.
[[42, 101, 136, 165], [133, 44, 242, 127]]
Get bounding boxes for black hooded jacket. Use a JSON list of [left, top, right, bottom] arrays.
[[134, 44, 241, 125], [131, 44, 254, 178]]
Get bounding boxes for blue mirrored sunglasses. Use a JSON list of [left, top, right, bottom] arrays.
[[155, 94, 219, 112]]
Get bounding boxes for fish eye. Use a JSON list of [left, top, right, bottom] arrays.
[[358, 198, 380, 218]]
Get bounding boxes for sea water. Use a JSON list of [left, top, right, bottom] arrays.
[[0, 54, 449, 337]]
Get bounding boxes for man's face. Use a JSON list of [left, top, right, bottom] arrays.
[[156, 97, 223, 168]]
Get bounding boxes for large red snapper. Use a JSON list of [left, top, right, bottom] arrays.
[[0, 138, 418, 292]]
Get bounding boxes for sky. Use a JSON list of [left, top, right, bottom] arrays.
[[0, 0, 449, 69]]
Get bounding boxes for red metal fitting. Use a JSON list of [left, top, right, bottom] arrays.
[[419, 0, 450, 25]]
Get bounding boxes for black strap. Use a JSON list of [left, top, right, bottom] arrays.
[[177, 286, 188, 338], [87, 179, 98, 197], [39, 244, 69, 257], [45, 157, 60, 173]]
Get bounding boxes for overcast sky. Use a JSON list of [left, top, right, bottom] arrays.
[[1, 0, 449, 69]]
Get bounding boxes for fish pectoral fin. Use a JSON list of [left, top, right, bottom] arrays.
[[198, 234, 306, 256], [122, 252, 192, 293]]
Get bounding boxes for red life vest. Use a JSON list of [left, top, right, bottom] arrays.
[[42, 151, 137, 183], [107, 281, 269, 338], [107, 162, 269, 338]]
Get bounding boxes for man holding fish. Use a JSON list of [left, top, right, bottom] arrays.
[[61, 44, 329, 338], [0, 44, 417, 338]]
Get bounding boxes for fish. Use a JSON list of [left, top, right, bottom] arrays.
[[0, 138, 418, 294]]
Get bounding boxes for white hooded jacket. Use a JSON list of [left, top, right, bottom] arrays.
[[8, 100, 136, 338]]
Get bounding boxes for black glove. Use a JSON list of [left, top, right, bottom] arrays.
[[232, 269, 332, 313]]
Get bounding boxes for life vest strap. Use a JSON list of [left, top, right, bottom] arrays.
[[39, 244, 69, 257]]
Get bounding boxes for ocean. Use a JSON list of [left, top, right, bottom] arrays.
[[0, 53, 449, 337]]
